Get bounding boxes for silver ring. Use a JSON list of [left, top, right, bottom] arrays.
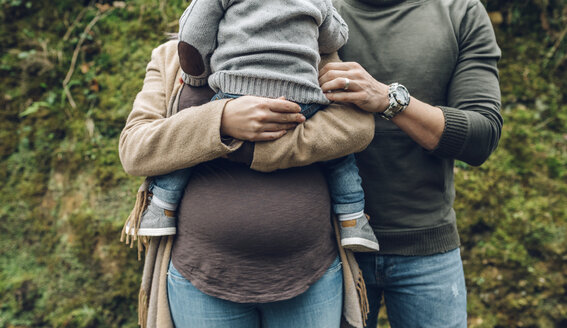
[[343, 78, 350, 91]]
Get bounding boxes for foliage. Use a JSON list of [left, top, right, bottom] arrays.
[[0, 0, 186, 327], [0, 0, 566, 327], [461, 1, 567, 327]]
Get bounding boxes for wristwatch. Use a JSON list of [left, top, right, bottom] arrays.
[[379, 83, 410, 120]]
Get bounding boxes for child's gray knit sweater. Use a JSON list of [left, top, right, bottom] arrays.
[[178, 0, 348, 104]]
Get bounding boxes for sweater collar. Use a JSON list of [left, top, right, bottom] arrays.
[[342, 0, 424, 9]]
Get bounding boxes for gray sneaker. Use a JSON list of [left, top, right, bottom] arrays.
[[340, 214, 379, 252], [133, 200, 177, 236]]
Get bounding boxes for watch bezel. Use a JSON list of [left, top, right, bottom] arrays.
[[379, 83, 410, 120]]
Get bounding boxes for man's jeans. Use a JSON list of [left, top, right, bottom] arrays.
[[355, 248, 467, 327], [167, 256, 343, 328]]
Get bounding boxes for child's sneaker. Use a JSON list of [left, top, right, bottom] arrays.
[[128, 200, 177, 236], [340, 214, 379, 252]]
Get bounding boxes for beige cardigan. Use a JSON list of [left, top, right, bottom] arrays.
[[119, 40, 373, 328]]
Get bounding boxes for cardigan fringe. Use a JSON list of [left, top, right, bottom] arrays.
[[356, 269, 369, 327], [138, 287, 149, 328], [120, 180, 151, 260]]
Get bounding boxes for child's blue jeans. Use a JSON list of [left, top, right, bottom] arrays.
[[150, 92, 365, 214]]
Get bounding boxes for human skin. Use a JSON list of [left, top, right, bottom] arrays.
[[119, 43, 374, 176], [319, 61, 445, 151], [220, 96, 305, 142]]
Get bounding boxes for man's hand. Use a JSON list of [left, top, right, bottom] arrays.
[[319, 61, 389, 113]]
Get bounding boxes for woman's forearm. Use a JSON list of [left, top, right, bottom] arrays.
[[118, 43, 243, 177], [250, 53, 375, 172], [119, 98, 242, 177], [120, 43, 374, 176], [251, 102, 375, 172]]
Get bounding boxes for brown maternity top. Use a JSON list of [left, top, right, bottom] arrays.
[[170, 85, 337, 303]]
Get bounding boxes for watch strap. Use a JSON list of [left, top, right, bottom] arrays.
[[379, 83, 409, 120]]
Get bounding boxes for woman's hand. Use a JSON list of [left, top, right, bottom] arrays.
[[221, 96, 306, 142], [319, 62, 389, 113]]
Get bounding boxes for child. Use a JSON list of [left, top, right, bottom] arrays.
[[136, 0, 379, 252]]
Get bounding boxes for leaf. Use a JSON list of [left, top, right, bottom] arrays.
[[112, 1, 126, 9], [19, 101, 50, 118], [80, 63, 90, 74], [95, 3, 112, 12], [488, 12, 503, 25], [89, 78, 99, 92]]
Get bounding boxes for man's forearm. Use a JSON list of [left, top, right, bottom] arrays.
[[391, 97, 445, 151]]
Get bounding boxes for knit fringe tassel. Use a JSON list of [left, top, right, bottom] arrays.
[[138, 287, 149, 328], [356, 268, 370, 327], [120, 188, 150, 260]]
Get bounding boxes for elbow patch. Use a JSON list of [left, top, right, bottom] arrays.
[[178, 41, 206, 76]]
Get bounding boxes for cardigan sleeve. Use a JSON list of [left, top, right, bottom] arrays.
[[251, 101, 374, 172], [432, 1, 503, 166], [118, 43, 242, 177], [234, 52, 375, 173], [119, 44, 374, 176]]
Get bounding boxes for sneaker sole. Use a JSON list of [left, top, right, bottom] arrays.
[[125, 225, 176, 236], [341, 237, 379, 252]]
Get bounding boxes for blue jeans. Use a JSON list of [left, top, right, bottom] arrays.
[[150, 168, 193, 204], [167, 256, 343, 328], [355, 248, 467, 328]]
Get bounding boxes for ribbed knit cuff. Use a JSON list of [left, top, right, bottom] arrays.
[[432, 106, 469, 158], [181, 72, 208, 87]]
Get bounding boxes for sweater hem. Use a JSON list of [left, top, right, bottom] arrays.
[[210, 72, 331, 105], [374, 222, 460, 256]]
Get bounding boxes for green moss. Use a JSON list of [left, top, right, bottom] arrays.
[[1, 0, 566, 327]]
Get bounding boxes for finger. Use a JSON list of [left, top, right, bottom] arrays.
[[266, 111, 306, 124], [325, 91, 366, 103], [319, 68, 356, 87], [249, 130, 287, 142], [319, 62, 354, 77], [321, 77, 358, 93], [264, 98, 302, 113], [260, 123, 298, 132]]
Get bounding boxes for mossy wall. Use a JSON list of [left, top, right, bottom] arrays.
[[0, 0, 565, 327]]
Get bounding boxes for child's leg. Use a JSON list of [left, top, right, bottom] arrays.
[[324, 154, 365, 215], [322, 154, 379, 252], [298, 103, 325, 120], [133, 167, 193, 236], [150, 167, 194, 209]]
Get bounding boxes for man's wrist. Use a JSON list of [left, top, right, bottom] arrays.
[[378, 83, 410, 120]]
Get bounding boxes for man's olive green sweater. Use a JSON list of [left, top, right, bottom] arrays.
[[334, 0, 503, 255]]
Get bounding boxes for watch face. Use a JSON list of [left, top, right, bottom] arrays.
[[394, 85, 410, 105]]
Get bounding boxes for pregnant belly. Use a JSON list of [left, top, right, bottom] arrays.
[[176, 159, 332, 256]]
